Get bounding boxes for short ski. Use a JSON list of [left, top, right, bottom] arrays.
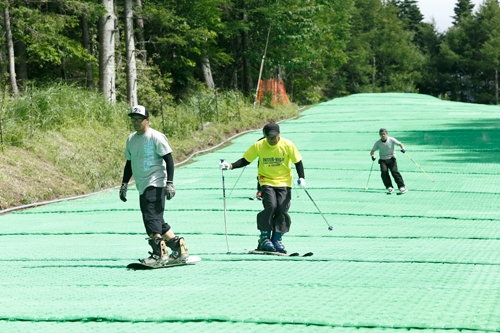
[[127, 255, 201, 270], [247, 249, 313, 257]]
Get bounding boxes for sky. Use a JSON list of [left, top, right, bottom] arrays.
[[417, 0, 483, 32]]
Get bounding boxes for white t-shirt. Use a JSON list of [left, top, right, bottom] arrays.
[[372, 137, 401, 160], [124, 128, 173, 194]]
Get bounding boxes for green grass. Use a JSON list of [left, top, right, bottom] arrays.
[[0, 84, 302, 209]]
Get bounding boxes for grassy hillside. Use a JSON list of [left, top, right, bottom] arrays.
[[0, 85, 301, 210]]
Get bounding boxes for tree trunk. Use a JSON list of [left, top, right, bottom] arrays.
[[99, 0, 116, 103], [125, 0, 138, 106], [496, 69, 499, 105], [14, 41, 27, 85], [81, 15, 94, 89], [201, 53, 215, 90], [4, 5, 18, 96], [372, 56, 376, 88], [135, 0, 146, 62], [242, 13, 253, 94]]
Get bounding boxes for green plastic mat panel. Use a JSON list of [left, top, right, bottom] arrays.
[[2, 93, 500, 332]]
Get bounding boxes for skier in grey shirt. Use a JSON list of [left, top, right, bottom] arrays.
[[119, 105, 189, 266], [370, 128, 407, 194]]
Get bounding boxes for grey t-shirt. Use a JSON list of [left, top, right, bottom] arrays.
[[124, 128, 173, 195], [372, 137, 401, 160]]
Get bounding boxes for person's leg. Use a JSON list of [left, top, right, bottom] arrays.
[[140, 187, 169, 264], [163, 229, 189, 262], [388, 158, 405, 190], [379, 159, 393, 190], [271, 187, 291, 253], [256, 186, 277, 251]]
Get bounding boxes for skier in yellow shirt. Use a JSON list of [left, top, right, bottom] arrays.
[[220, 123, 305, 253]]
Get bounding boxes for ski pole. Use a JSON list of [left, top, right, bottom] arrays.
[[365, 159, 375, 190], [403, 152, 434, 182], [220, 159, 231, 254], [298, 180, 333, 231], [228, 166, 246, 197]]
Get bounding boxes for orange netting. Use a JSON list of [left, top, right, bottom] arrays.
[[256, 79, 290, 105]]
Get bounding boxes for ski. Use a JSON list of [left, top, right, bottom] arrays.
[[127, 255, 201, 270], [246, 249, 313, 257]]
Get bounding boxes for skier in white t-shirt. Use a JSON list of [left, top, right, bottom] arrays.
[[370, 128, 407, 194], [119, 105, 188, 266]]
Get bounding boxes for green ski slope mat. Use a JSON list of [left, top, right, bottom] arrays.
[[2, 93, 500, 332]]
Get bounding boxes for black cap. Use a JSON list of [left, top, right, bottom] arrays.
[[263, 123, 280, 136], [379, 128, 387, 133], [128, 105, 149, 118]]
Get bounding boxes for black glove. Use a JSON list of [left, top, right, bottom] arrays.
[[371, 156, 376, 161], [166, 182, 176, 200], [401, 149, 406, 153], [119, 183, 127, 202]]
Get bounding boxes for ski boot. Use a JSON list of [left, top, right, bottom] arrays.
[[165, 236, 189, 263], [257, 230, 275, 252], [141, 237, 169, 266], [387, 187, 394, 194], [399, 187, 407, 194], [271, 232, 286, 254]]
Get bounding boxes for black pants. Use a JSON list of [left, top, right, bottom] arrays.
[[139, 186, 171, 235], [379, 158, 405, 189], [257, 186, 292, 234]]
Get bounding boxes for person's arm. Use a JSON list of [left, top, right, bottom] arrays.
[[294, 160, 305, 179], [122, 160, 132, 184], [162, 153, 174, 183], [120, 160, 132, 202], [162, 153, 176, 200], [230, 158, 251, 170], [370, 140, 379, 160]]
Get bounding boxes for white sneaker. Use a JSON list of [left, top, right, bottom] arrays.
[[387, 187, 394, 194], [399, 187, 407, 194]]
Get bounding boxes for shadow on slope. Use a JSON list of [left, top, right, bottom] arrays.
[[398, 120, 500, 164]]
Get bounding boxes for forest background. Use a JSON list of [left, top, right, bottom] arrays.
[[0, 0, 498, 210]]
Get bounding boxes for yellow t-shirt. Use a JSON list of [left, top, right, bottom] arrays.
[[243, 137, 302, 187]]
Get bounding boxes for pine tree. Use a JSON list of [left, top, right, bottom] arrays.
[[452, 0, 475, 26]]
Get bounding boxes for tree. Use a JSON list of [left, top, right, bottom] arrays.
[[338, 0, 425, 94], [134, 0, 146, 62], [99, 0, 116, 103], [124, 0, 138, 105], [3, 2, 18, 96], [476, 0, 500, 104], [452, 0, 475, 26], [391, 0, 425, 47], [80, 14, 95, 89]]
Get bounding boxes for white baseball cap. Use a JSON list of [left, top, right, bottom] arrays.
[[128, 105, 149, 118]]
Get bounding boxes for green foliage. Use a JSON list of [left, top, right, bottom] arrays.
[[337, 0, 425, 94], [5, 0, 500, 107], [452, 0, 475, 26], [0, 84, 299, 197], [436, 0, 500, 104]]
